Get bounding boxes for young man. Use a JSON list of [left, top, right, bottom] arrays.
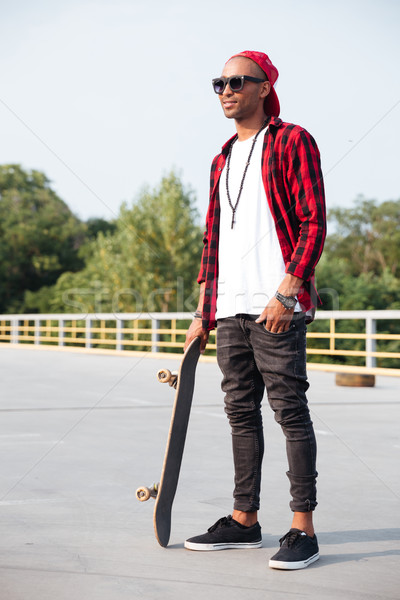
[[184, 51, 326, 570]]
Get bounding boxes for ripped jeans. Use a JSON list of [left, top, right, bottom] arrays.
[[216, 314, 317, 513]]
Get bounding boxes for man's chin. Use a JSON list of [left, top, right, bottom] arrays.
[[222, 108, 239, 119]]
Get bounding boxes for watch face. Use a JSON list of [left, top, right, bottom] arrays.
[[285, 297, 297, 309], [276, 292, 296, 309]]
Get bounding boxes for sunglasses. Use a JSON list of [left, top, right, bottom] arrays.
[[212, 75, 266, 94]]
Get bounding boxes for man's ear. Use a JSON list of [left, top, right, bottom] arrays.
[[260, 81, 271, 99]]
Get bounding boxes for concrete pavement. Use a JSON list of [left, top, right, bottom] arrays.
[[0, 346, 399, 599]]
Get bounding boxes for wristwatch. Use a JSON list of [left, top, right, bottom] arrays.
[[275, 291, 297, 310]]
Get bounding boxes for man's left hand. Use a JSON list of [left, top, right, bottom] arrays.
[[255, 297, 294, 333]]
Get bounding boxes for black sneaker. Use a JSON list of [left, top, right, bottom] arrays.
[[269, 528, 319, 570], [184, 515, 262, 551]]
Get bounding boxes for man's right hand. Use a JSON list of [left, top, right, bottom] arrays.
[[184, 318, 209, 354]]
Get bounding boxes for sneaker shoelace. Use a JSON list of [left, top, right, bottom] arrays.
[[279, 529, 305, 547], [208, 515, 233, 533]]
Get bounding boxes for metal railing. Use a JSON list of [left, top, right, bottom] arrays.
[[306, 310, 400, 376], [0, 311, 399, 376], [0, 312, 216, 354]]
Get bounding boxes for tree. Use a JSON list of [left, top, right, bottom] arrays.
[[311, 197, 400, 367], [321, 196, 400, 279], [23, 171, 204, 314], [0, 165, 86, 313], [316, 197, 400, 310], [85, 217, 116, 240]]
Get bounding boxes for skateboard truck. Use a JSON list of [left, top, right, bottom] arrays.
[[136, 483, 159, 502], [157, 368, 178, 389]]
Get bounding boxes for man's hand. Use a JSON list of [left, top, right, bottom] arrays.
[[256, 273, 303, 332], [184, 318, 209, 354], [185, 282, 209, 353], [255, 297, 294, 333]]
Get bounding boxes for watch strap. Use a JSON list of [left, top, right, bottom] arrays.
[[275, 291, 297, 309]]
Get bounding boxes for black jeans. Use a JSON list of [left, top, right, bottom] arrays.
[[216, 314, 317, 513]]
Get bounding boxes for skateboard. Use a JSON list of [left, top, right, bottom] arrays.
[[136, 336, 201, 547]]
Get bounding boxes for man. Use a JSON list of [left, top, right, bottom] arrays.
[[184, 50, 326, 570]]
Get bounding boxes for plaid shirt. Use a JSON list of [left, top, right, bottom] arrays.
[[198, 116, 326, 331]]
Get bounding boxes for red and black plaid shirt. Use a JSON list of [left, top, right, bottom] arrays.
[[198, 116, 327, 331]]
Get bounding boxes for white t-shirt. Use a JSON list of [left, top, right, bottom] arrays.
[[216, 127, 297, 319]]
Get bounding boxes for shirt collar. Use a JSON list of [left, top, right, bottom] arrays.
[[220, 116, 283, 155]]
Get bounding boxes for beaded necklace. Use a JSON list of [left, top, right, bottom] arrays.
[[225, 120, 267, 229]]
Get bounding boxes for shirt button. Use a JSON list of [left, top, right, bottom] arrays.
[[218, 168, 222, 171]]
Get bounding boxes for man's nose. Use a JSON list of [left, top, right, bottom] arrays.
[[221, 83, 233, 96]]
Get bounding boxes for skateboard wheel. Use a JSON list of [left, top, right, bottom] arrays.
[[136, 486, 151, 501], [157, 369, 178, 387], [157, 369, 172, 382]]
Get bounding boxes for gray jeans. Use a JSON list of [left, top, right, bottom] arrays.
[[216, 314, 317, 513]]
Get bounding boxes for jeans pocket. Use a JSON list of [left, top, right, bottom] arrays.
[[261, 322, 296, 336]]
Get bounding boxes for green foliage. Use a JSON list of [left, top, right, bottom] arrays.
[[0, 165, 86, 313], [313, 196, 400, 367], [23, 171, 203, 314], [325, 197, 400, 278], [85, 217, 117, 240], [316, 197, 400, 310]]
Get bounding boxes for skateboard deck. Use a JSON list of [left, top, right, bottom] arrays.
[[136, 336, 201, 547]]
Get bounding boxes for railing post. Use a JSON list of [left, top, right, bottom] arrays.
[[34, 319, 41, 345], [59, 319, 65, 347], [366, 316, 377, 368], [151, 318, 160, 353], [86, 318, 92, 349], [116, 318, 123, 351], [11, 319, 19, 344], [330, 318, 335, 353]]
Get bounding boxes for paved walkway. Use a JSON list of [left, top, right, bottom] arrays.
[[0, 346, 399, 599]]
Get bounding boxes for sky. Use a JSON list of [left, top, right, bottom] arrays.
[[0, 0, 399, 226]]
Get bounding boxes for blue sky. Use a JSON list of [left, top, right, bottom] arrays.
[[1, 0, 399, 225]]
